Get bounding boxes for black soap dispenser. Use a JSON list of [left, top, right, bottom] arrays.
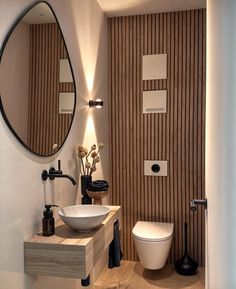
[[42, 204, 58, 236]]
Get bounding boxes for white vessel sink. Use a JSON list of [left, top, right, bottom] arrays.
[[58, 205, 110, 231]]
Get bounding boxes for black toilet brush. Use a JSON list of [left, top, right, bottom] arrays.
[[175, 222, 198, 275]]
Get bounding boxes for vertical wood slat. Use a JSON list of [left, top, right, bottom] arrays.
[[27, 23, 74, 156], [109, 9, 206, 265]]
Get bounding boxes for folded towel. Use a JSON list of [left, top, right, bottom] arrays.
[[88, 180, 109, 192], [108, 220, 123, 268]]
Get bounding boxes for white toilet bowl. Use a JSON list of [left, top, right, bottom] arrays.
[[132, 221, 174, 270]]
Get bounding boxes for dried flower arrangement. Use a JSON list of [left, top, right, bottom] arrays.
[[77, 143, 104, 176]]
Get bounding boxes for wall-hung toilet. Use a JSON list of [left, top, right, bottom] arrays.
[[132, 221, 174, 270]]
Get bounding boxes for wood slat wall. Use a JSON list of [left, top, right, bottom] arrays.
[[27, 23, 74, 156], [108, 9, 206, 265]]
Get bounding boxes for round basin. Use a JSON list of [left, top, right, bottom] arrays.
[[58, 205, 110, 231]]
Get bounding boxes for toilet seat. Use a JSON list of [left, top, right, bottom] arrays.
[[132, 221, 174, 242]]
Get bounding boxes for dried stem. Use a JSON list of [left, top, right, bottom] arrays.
[[85, 149, 92, 174], [80, 158, 85, 175]]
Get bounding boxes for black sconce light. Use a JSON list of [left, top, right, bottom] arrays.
[[89, 99, 103, 108]]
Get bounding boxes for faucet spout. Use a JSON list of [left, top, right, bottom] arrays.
[[50, 173, 77, 185], [41, 165, 77, 186]]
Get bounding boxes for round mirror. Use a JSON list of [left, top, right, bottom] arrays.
[[0, 1, 76, 157]]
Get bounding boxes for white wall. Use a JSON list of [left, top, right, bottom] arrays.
[[206, 0, 236, 288], [0, 0, 109, 288]]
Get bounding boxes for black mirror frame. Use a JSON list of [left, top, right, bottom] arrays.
[[0, 1, 77, 157]]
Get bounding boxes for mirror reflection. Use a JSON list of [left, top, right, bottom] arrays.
[[0, 2, 76, 156]]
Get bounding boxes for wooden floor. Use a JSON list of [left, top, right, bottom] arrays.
[[93, 261, 205, 289]]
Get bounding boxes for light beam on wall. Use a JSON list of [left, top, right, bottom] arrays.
[[82, 113, 104, 179], [70, 1, 103, 93], [83, 114, 96, 143]]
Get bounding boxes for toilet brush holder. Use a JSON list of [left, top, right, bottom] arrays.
[[175, 222, 198, 275]]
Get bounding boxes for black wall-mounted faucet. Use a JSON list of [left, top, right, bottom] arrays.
[[41, 160, 76, 185]]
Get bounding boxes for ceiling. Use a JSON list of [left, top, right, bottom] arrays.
[[23, 3, 56, 24], [97, 0, 206, 17]]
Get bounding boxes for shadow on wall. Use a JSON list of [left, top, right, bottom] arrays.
[[49, 0, 109, 205]]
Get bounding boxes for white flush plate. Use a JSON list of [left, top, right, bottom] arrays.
[[59, 92, 74, 114], [59, 59, 73, 82], [144, 160, 168, 176], [143, 90, 167, 113], [142, 54, 167, 80]]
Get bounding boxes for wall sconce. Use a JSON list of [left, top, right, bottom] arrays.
[[89, 99, 103, 108]]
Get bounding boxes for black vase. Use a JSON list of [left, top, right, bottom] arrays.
[[81, 175, 92, 204]]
